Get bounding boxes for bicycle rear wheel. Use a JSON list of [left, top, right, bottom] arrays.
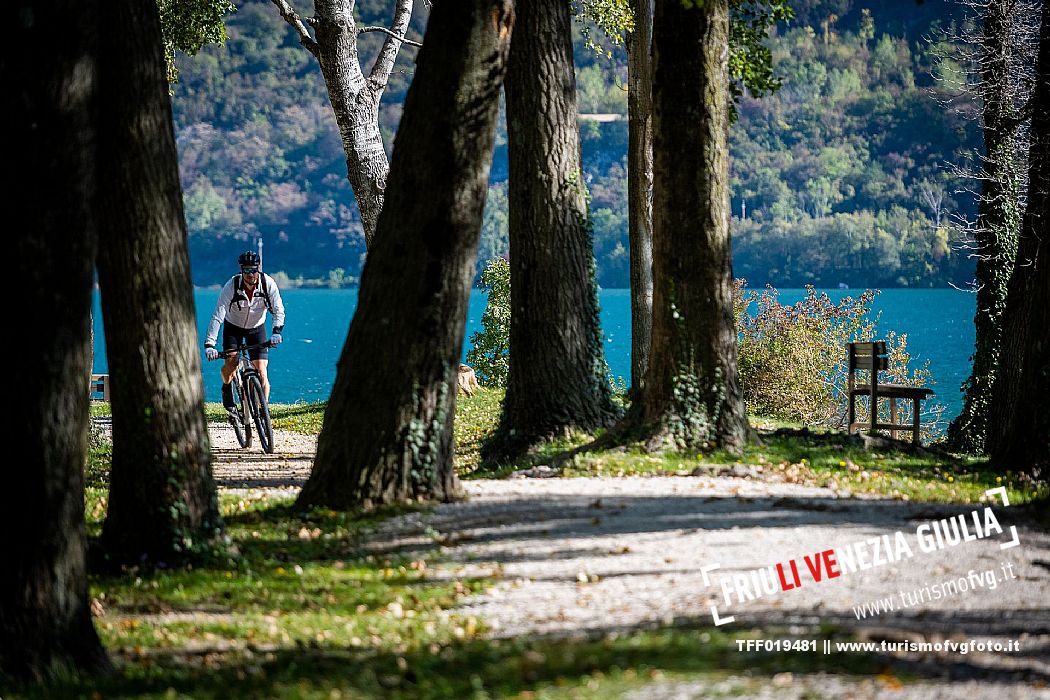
[[231, 377, 251, 448], [247, 374, 274, 454]]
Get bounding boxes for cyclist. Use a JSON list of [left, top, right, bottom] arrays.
[[204, 250, 286, 412]]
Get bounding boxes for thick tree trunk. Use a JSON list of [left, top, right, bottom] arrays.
[[486, 0, 619, 461], [640, 0, 749, 450], [296, 0, 514, 509], [627, 0, 655, 395], [949, 3, 1028, 454], [95, 0, 222, 565], [1, 1, 111, 678], [988, 7, 1050, 475]]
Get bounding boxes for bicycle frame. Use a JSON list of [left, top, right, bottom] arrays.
[[212, 341, 275, 453]]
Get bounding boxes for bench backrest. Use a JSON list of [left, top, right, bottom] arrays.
[[848, 341, 887, 397], [849, 341, 888, 372]]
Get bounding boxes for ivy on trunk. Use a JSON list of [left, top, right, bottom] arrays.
[[948, 0, 1036, 454], [988, 7, 1050, 476]]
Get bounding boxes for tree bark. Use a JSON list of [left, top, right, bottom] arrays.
[[296, 0, 514, 509], [640, 0, 749, 450], [275, 0, 414, 247], [988, 6, 1050, 475], [949, 2, 1030, 454], [486, 0, 619, 461], [1, 1, 111, 678], [627, 0, 654, 395], [95, 0, 222, 565]]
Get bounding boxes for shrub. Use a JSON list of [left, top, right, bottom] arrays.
[[466, 257, 511, 388], [734, 282, 941, 434], [86, 420, 112, 488]]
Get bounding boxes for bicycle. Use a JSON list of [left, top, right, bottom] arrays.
[[209, 341, 275, 454]]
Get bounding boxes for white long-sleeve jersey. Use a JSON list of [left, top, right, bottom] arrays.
[[204, 273, 286, 347]]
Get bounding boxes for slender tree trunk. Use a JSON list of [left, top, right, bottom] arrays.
[[274, 0, 414, 247], [313, 0, 405, 247], [485, 0, 619, 461], [1, 1, 111, 677], [296, 0, 514, 509], [640, 0, 749, 450], [949, 2, 1029, 453], [627, 0, 655, 395], [988, 7, 1050, 475], [95, 0, 222, 565]]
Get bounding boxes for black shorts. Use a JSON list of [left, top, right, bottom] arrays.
[[222, 323, 269, 360]]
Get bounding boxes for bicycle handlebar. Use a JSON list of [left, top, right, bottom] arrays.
[[207, 340, 276, 361]]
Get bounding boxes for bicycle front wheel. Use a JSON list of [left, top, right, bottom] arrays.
[[247, 374, 274, 454], [231, 377, 251, 449]]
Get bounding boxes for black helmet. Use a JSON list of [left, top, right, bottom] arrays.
[[238, 250, 260, 267]]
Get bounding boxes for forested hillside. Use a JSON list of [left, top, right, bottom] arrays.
[[173, 0, 980, 288]]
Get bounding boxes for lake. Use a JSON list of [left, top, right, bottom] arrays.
[[91, 287, 976, 422]]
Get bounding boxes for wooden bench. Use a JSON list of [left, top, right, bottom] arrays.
[[89, 374, 110, 401], [847, 341, 933, 445]]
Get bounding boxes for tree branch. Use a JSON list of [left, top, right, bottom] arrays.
[[367, 0, 416, 92], [270, 0, 319, 57], [359, 25, 423, 48]]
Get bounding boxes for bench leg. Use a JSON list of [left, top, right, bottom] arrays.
[[848, 395, 856, 434], [890, 398, 898, 440], [912, 398, 921, 445]]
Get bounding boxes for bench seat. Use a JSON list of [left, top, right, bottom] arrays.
[[849, 384, 934, 399]]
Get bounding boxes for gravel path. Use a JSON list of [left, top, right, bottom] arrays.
[[207, 423, 1050, 697], [208, 420, 316, 490]]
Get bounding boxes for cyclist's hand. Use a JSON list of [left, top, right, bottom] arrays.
[[205, 347, 219, 361], [270, 333, 283, 346]]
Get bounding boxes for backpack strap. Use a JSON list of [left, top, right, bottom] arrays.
[[229, 273, 274, 314], [228, 274, 242, 314], [257, 275, 274, 313]]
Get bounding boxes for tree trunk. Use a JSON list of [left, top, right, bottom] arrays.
[[627, 0, 655, 395], [988, 7, 1050, 475], [640, 0, 749, 450], [1, 1, 111, 677], [486, 0, 620, 461], [95, 0, 222, 565], [296, 0, 514, 509], [314, 0, 400, 247], [276, 0, 414, 248], [949, 2, 1029, 454]]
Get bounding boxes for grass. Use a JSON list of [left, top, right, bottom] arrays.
[[10, 618, 902, 698], [86, 494, 474, 651], [549, 433, 1046, 504], [463, 390, 1046, 504], [449, 390, 1044, 505]]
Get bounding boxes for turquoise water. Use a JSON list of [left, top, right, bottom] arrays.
[[91, 287, 976, 421]]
